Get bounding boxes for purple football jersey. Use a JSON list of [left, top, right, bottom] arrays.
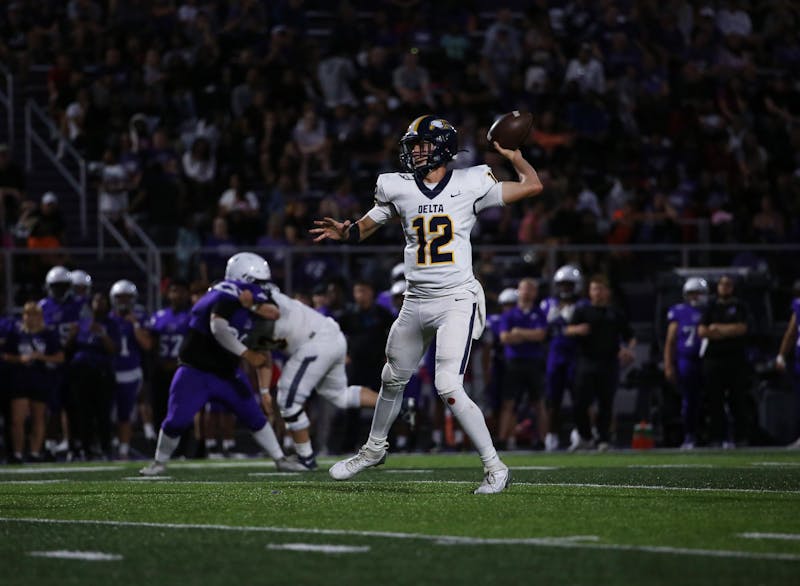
[[499, 305, 547, 361], [667, 302, 703, 360], [147, 306, 191, 361], [110, 306, 149, 372], [39, 296, 90, 346]]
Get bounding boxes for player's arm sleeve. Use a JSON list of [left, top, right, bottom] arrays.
[[365, 176, 397, 225], [473, 166, 504, 214], [209, 315, 247, 356]]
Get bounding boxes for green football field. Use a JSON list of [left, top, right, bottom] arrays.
[[1, 449, 800, 586]]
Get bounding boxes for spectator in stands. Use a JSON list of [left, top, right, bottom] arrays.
[[292, 104, 332, 191], [698, 275, 751, 448], [182, 136, 217, 211], [0, 143, 26, 242], [564, 43, 606, 96], [392, 50, 435, 114], [217, 171, 261, 244]]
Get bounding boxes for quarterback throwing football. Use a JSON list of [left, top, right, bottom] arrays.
[[312, 115, 543, 494]]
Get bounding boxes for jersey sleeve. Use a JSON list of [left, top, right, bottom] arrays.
[[210, 297, 240, 321], [472, 165, 504, 214], [498, 310, 512, 333], [365, 175, 397, 225], [667, 305, 676, 323]]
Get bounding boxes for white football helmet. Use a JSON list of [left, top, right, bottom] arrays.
[[683, 277, 709, 306], [225, 252, 271, 287], [498, 287, 518, 306], [45, 266, 72, 301], [110, 279, 138, 312], [70, 270, 92, 295], [553, 264, 583, 300]]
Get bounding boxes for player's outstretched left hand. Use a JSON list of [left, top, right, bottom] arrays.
[[311, 217, 350, 242]]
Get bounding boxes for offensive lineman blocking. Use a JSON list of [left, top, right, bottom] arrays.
[[312, 115, 543, 493]]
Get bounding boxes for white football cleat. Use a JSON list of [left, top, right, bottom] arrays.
[[275, 455, 315, 472], [474, 465, 511, 494], [787, 437, 800, 450], [329, 442, 388, 480], [568, 430, 594, 452], [139, 461, 167, 476], [544, 433, 559, 452]]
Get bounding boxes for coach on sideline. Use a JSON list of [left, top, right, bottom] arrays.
[[698, 275, 751, 448], [565, 274, 635, 451]]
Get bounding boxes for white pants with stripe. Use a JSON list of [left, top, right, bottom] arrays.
[[386, 285, 484, 394]]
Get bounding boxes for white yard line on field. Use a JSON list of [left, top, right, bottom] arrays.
[[0, 466, 122, 474], [751, 462, 800, 467], [266, 543, 370, 553], [28, 550, 122, 561], [2, 517, 799, 562], [739, 533, 800, 541], [0, 479, 68, 485], [627, 464, 714, 469]]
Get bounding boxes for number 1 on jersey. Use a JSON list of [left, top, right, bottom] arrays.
[[412, 215, 454, 265]]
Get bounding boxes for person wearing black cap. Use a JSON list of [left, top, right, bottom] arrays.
[[698, 275, 751, 448]]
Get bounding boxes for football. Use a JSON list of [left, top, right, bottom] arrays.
[[486, 110, 534, 150]]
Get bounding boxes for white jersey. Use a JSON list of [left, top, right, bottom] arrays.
[[267, 286, 340, 355], [366, 165, 503, 297]]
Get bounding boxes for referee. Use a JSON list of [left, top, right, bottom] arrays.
[[566, 274, 636, 450], [698, 275, 750, 447]]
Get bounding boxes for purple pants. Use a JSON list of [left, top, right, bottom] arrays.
[[677, 358, 703, 437], [161, 365, 266, 438]]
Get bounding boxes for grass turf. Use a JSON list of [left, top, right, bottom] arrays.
[[1, 449, 799, 586]]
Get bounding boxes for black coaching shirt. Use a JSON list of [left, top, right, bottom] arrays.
[[570, 304, 634, 362], [701, 297, 750, 360]]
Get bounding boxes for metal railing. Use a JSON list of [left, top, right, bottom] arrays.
[[0, 63, 13, 151], [98, 214, 162, 314], [24, 100, 87, 237]]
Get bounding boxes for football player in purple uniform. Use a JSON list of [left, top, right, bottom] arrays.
[[39, 266, 90, 457], [140, 253, 308, 475], [146, 280, 192, 434], [540, 265, 584, 452], [109, 280, 153, 459], [664, 277, 708, 449], [775, 282, 800, 449]]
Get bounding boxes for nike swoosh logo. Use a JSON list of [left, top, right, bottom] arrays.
[[450, 192, 462, 198], [454, 298, 466, 301]]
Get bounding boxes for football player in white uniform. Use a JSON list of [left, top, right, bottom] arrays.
[[312, 115, 543, 494], [229, 253, 379, 470]]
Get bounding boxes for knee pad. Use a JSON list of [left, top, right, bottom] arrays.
[[434, 370, 462, 396], [327, 385, 362, 410], [381, 362, 411, 397], [280, 405, 310, 431]]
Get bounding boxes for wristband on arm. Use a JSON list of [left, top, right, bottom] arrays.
[[344, 223, 360, 244]]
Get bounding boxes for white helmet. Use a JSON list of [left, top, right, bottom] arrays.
[[498, 287, 518, 305], [45, 266, 72, 300], [110, 279, 138, 312], [553, 264, 583, 300], [70, 270, 92, 294], [683, 277, 709, 306], [391, 262, 405, 282], [225, 252, 271, 286]]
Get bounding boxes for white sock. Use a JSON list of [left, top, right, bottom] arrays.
[[143, 423, 156, 440], [366, 386, 404, 451], [252, 424, 284, 460], [119, 443, 130, 457], [295, 440, 313, 458], [205, 439, 217, 449], [441, 389, 503, 471], [154, 430, 180, 464], [222, 439, 235, 451], [283, 435, 293, 450]]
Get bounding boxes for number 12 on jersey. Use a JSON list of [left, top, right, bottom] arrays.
[[411, 215, 454, 265]]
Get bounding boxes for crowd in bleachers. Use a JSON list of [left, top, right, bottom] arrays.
[[1, 1, 799, 290]]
